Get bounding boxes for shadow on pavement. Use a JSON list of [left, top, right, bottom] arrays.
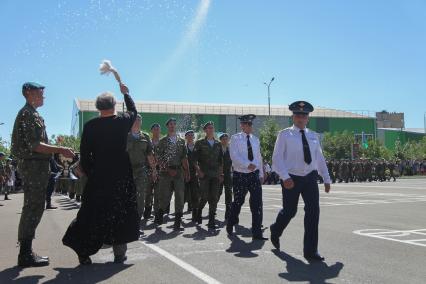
[[226, 235, 266, 258], [0, 266, 44, 284], [45, 263, 133, 284], [273, 250, 344, 284]]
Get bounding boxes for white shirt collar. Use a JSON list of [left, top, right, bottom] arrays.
[[292, 125, 308, 133]]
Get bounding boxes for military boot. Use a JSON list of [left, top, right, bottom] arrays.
[[191, 209, 198, 222], [174, 213, 183, 230], [4, 193, 10, 200], [18, 240, 49, 267], [207, 212, 216, 229], [196, 209, 203, 224], [154, 209, 163, 225], [143, 206, 152, 219]]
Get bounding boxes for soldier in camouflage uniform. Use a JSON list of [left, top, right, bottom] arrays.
[[375, 160, 383, 182], [194, 122, 223, 229], [334, 160, 341, 183], [364, 159, 373, 182], [156, 118, 190, 230], [185, 130, 200, 222], [70, 155, 87, 203], [387, 160, 397, 182], [127, 115, 157, 229], [148, 123, 161, 220], [339, 160, 349, 183], [354, 160, 362, 182], [11, 82, 74, 267], [218, 133, 233, 220], [326, 159, 335, 184], [0, 153, 10, 201]]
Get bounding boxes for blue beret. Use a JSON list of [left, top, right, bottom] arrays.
[[151, 123, 160, 130], [219, 133, 229, 139], [203, 121, 214, 130], [22, 82, 45, 93], [165, 118, 177, 126]]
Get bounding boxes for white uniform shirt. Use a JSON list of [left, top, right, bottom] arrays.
[[230, 132, 264, 178], [272, 125, 331, 183]]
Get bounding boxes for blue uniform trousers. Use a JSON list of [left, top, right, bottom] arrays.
[[228, 170, 263, 237], [271, 170, 320, 255]]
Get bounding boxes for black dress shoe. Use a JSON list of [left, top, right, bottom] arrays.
[[270, 233, 280, 250], [114, 255, 127, 264], [78, 256, 92, 265], [226, 224, 233, 235], [18, 252, 50, 267], [252, 235, 268, 241], [45, 204, 57, 210], [304, 252, 325, 261]]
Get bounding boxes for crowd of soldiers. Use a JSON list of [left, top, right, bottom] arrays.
[[124, 117, 233, 231], [325, 159, 398, 183]]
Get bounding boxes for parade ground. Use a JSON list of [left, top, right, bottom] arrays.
[[1, 178, 425, 284]]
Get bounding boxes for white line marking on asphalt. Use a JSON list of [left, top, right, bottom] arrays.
[[141, 241, 222, 284], [353, 229, 426, 247]]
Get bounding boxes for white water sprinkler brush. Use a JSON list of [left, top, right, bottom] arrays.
[[99, 60, 122, 84]]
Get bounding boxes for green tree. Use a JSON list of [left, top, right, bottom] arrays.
[[259, 118, 280, 163], [321, 131, 354, 160], [0, 136, 10, 155], [50, 135, 81, 152], [360, 139, 391, 160]]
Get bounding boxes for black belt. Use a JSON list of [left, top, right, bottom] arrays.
[[22, 158, 50, 161], [167, 166, 182, 170], [233, 170, 259, 175]]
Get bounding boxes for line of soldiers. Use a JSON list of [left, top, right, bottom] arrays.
[[126, 116, 233, 232], [0, 152, 14, 202], [325, 159, 398, 183]]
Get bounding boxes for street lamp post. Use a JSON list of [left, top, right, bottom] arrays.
[[264, 77, 275, 116]]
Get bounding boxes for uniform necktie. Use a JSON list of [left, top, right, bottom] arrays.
[[247, 135, 254, 161], [300, 130, 312, 164]]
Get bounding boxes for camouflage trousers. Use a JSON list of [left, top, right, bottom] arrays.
[[218, 175, 233, 206], [145, 180, 159, 213], [199, 176, 220, 214], [185, 177, 199, 210], [158, 171, 185, 214], [132, 167, 150, 218], [17, 159, 50, 241]]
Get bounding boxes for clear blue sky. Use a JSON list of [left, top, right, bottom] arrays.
[[1, 0, 425, 141]]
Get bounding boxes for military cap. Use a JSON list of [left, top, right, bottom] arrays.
[[136, 114, 142, 119], [185, 130, 195, 136], [165, 118, 177, 126], [238, 114, 256, 123], [203, 121, 214, 130], [22, 82, 45, 93], [151, 123, 160, 130], [0, 152, 5, 157], [219, 133, 229, 140], [289, 101, 314, 114]]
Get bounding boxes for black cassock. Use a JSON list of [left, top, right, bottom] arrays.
[[63, 93, 139, 257]]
